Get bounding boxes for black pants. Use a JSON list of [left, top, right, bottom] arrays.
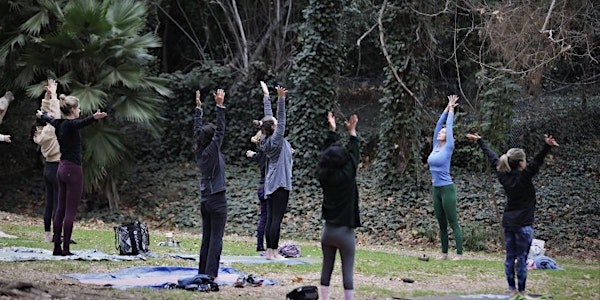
[[43, 162, 59, 232], [265, 187, 289, 249], [198, 191, 227, 277]]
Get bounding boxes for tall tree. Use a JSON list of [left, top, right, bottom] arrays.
[[288, 0, 345, 180], [0, 0, 172, 210], [375, 1, 428, 187]]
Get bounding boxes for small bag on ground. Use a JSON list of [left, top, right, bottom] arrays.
[[286, 285, 319, 300], [114, 221, 150, 255]]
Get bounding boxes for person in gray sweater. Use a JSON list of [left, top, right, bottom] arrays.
[[193, 89, 227, 278], [259, 81, 293, 260]]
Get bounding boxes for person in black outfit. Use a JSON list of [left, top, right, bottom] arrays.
[[194, 89, 227, 279], [317, 112, 361, 300], [36, 94, 108, 256], [466, 133, 559, 297]]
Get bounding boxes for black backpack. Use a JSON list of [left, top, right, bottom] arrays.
[[114, 221, 150, 255], [286, 285, 319, 300]]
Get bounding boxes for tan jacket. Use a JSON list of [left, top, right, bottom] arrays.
[[33, 93, 61, 162], [42, 93, 61, 118], [33, 125, 60, 162]]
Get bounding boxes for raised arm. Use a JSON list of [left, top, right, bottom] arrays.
[[270, 85, 287, 146], [323, 112, 339, 150], [193, 90, 204, 134], [212, 89, 226, 148], [41, 79, 60, 118], [522, 134, 558, 178], [345, 114, 360, 168], [466, 133, 499, 168], [444, 95, 458, 149], [261, 81, 273, 118], [433, 112, 448, 149]]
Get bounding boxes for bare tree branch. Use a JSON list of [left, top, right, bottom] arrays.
[[540, 0, 556, 33], [409, 0, 451, 17], [377, 0, 423, 107], [230, 0, 249, 73]]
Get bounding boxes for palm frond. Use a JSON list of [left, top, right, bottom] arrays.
[[82, 124, 131, 167], [19, 11, 50, 36], [111, 33, 161, 62], [0, 34, 27, 55], [109, 93, 163, 123], [41, 0, 65, 20], [62, 0, 110, 35], [141, 76, 174, 98], [70, 82, 108, 113], [56, 71, 75, 91], [82, 124, 134, 190], [25, 81, 46, 99], [13, 64, 38, 89], [106, 0, 147, 33], [100, 64, 144, 89]]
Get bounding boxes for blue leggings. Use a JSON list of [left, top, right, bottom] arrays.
[[504, 225, 533, 292]]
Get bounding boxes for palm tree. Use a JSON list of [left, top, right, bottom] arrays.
[[0, 0, 172, 210]]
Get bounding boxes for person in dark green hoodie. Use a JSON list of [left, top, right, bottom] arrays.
[[316, 112, 361, 300]]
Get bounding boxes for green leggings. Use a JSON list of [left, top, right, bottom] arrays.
[[432, 184, 463, 254]]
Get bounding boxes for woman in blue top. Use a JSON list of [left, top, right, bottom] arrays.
[[466, 132, 558, 297], [193, 89, 227, 279], [427, 94, 463, 260], [259, 81, 293, 260]]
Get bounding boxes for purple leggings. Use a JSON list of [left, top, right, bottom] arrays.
[[53, 161, 83, 254]]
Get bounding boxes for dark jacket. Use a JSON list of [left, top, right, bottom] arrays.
[[194, 106, 226, 197], [318, 131, 361, 228], [477, 139, 551, 227], [41, 114, 95, 165]]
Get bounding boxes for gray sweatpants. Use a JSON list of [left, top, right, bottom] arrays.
[[320, 222, 355, 290]]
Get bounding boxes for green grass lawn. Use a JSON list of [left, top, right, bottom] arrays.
[[0, 223, 598, 300]]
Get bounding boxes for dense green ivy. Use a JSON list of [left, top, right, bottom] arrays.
[[454, 68, 521, 171], [375, 3, 428, 187], [138, 62, 276, 166], [288, 0, 345, 181]]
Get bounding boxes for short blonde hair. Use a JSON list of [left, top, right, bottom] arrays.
[[59, 94, 79, 116]]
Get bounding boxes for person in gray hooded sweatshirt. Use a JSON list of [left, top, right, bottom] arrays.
[[194, 88, 227, 279], [258, 81, 293, 260]]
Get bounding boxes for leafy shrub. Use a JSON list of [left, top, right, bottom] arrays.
[[462, 221, 489, 251]]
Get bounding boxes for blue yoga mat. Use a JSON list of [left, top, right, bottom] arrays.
[[65, 266, 275, 289]]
